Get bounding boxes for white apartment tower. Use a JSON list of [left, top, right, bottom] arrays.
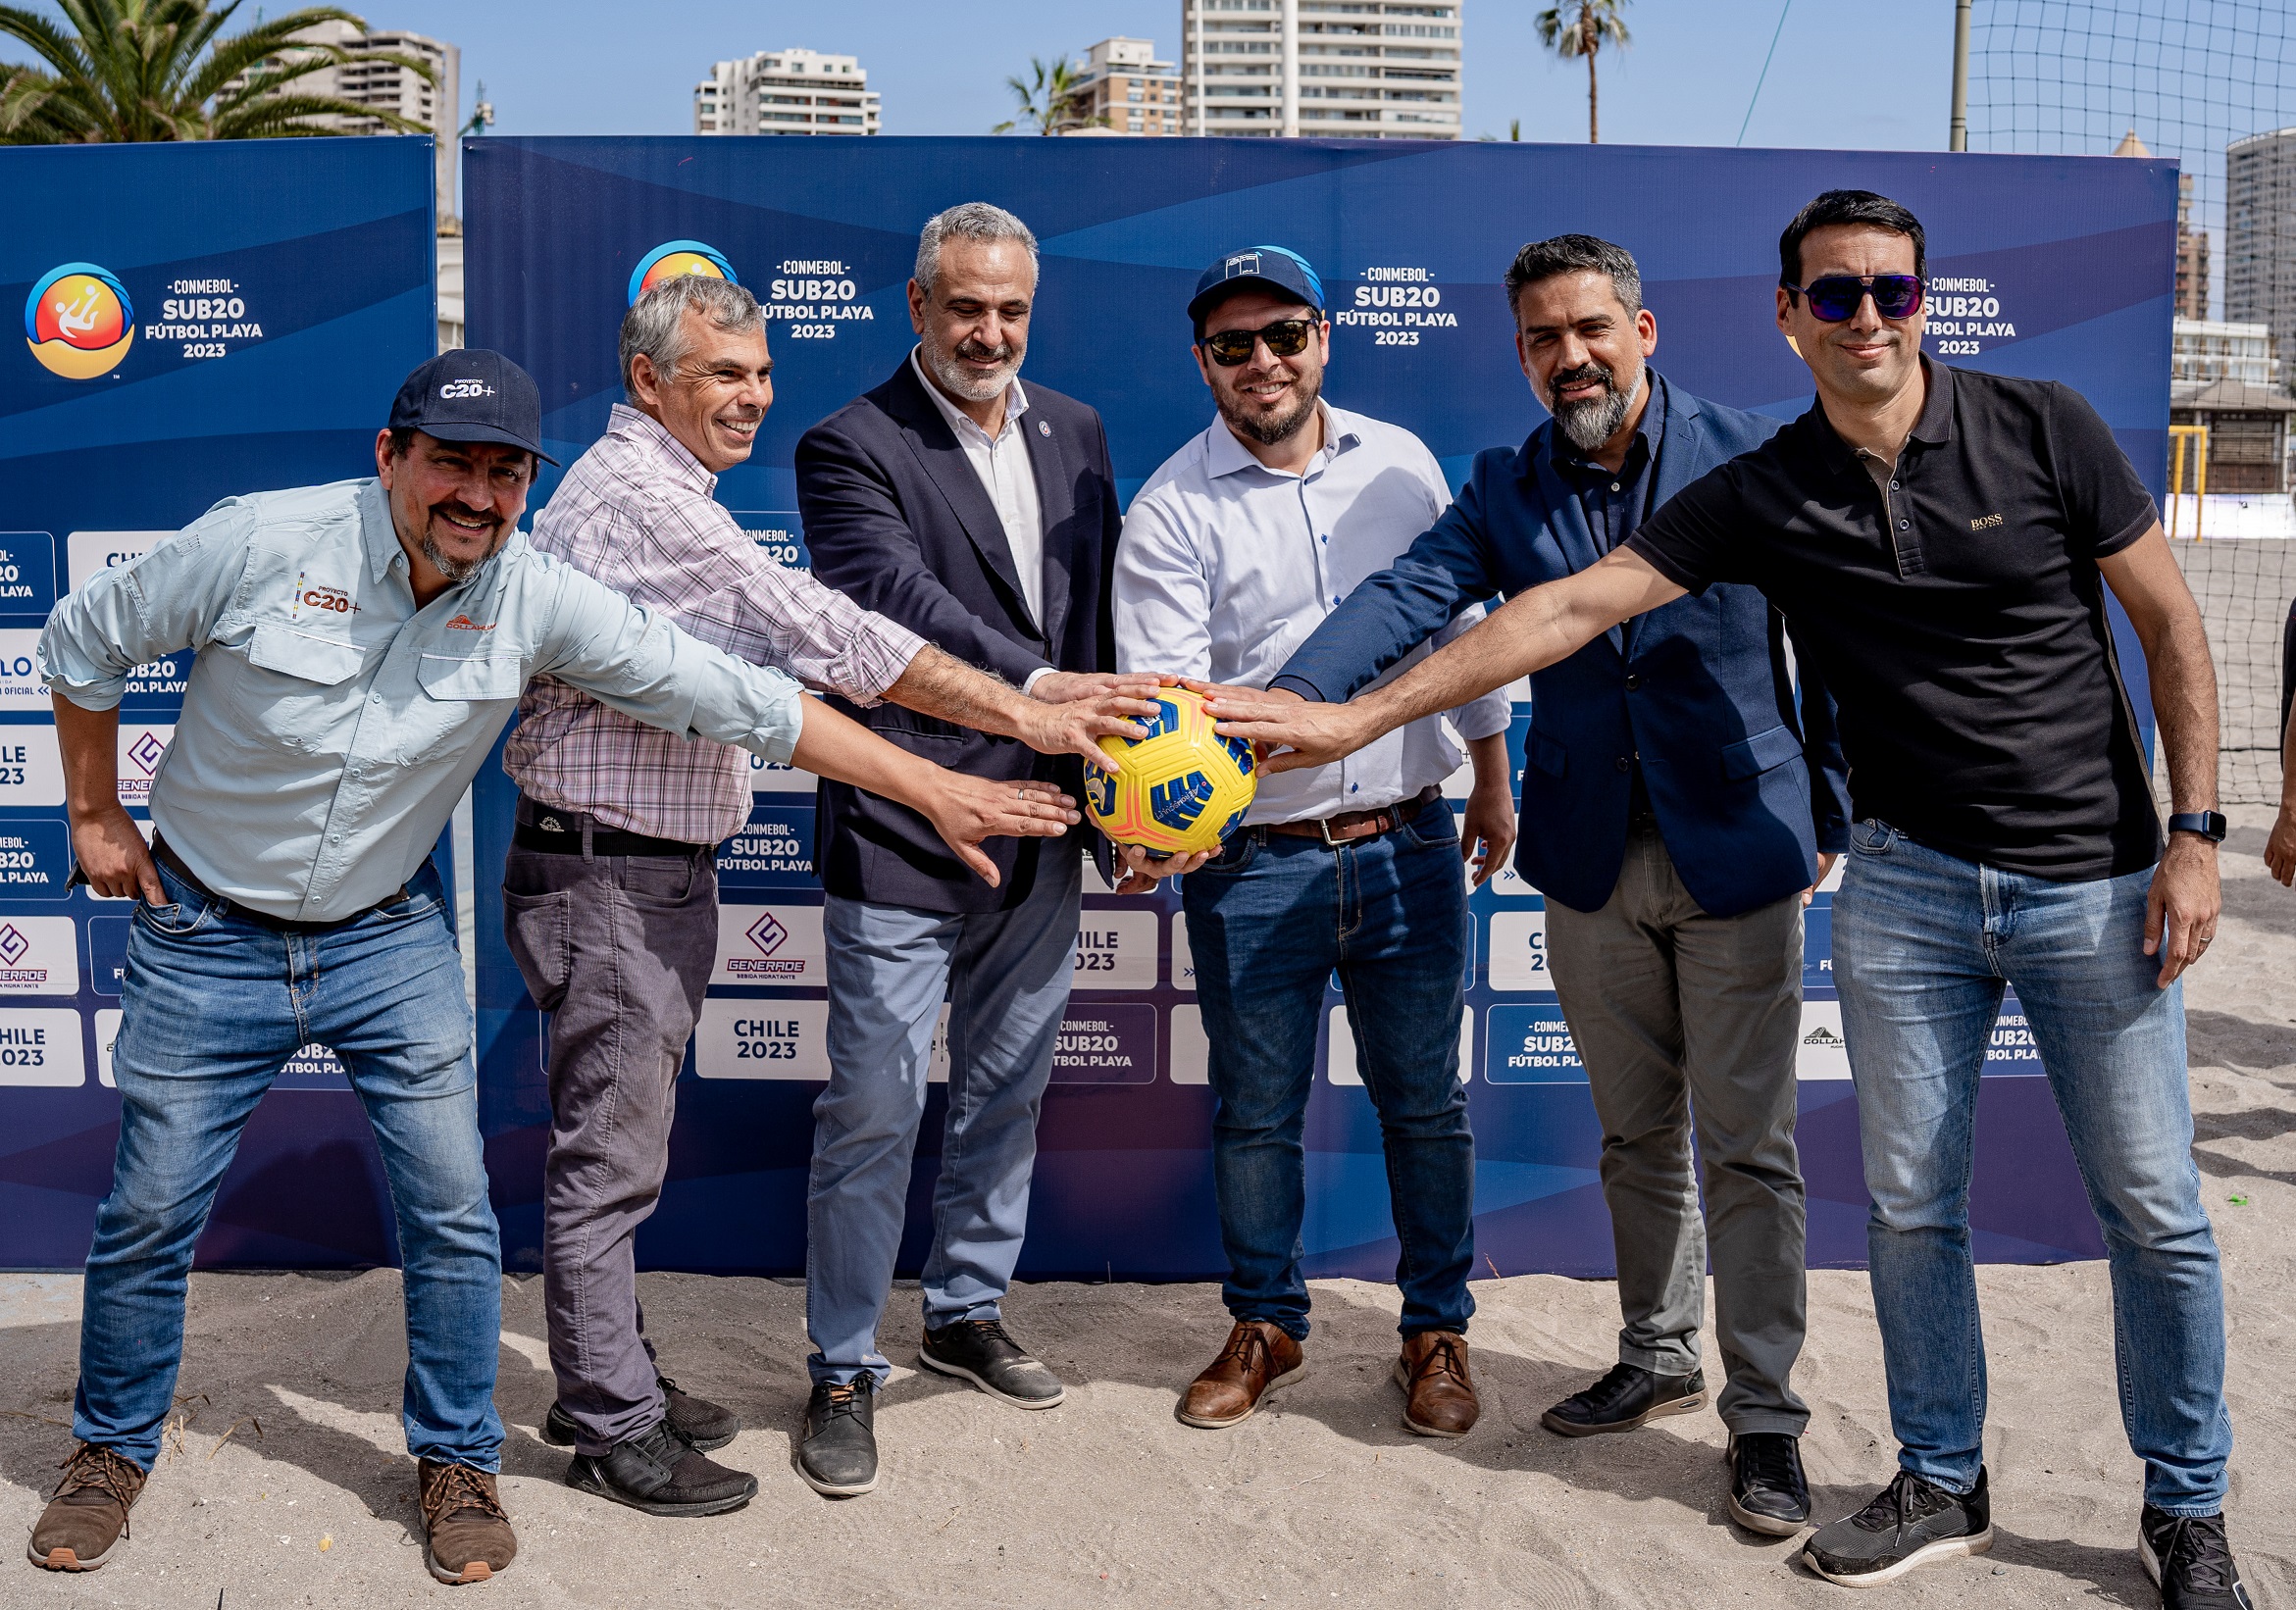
[[694, 49, 881, 136], [1181, 0, 1461, 140], [262, 21, 461, 214]]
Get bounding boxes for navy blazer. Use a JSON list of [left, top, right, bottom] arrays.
[[796, 359, 1119, 914], [1275, 375, 1850, 918]]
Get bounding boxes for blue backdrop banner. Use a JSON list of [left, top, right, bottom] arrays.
[[0, 137, 441, 1269], [463, 134, 2174, 1283]]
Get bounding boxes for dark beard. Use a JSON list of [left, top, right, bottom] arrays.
[[1217, 366, 1324, 446], [422, 507, 505, 583], [1550, 364, 1643, 453]]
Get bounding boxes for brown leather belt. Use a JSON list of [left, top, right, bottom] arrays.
[[1260, 783, 1443, 846]]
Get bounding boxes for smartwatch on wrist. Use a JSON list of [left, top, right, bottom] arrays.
[[2168, 810, 2227, 843]]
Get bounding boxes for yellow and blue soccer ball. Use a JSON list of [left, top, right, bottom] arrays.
[[1083, 686, 1256, 857]]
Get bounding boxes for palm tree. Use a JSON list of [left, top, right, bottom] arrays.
[[994, 54, 1101, 136], [1535, 0, 1631, 144], [0, 0, 434, 144]]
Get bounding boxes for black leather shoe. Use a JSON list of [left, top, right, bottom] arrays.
[[796, 1378, 879, 1498], [562, 1419, 757, 1517], [543, 1375, 740, 1454], [919, 1319, 1066, 1409], [2140, 1506, 2254, 1609], [1540, 1362, 1707, 1436], [1726, 1432, 1811, 1535]]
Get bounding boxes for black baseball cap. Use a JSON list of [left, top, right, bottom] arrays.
[[1187, 244, 1327, 330], [388, 348, 557, 465]]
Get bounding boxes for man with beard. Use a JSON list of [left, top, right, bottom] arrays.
[[787, 203, 1138, 1497], [502, 272, 1150, 1519], [27, 350, 1079, 1584], [1221, 235, 1851, 1534], [1112, 244, 1517, 1437], [1210, 194, 2247, 1604]]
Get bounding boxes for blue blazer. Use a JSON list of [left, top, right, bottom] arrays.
[[796, 359, 1119, 913], [1275, 375, 1850, 919]]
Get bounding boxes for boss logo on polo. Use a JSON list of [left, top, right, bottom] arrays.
[[438, 379, 495, 400], [1969, 512, 2004, 530]]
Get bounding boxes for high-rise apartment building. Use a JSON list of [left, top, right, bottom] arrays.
[[1072, 38, 1180, 135], [1180, 0, 1462, 140], [694, 49, 880, 136], [254, 21, 460, 215], [2177, 174, 2212, 322], [2226, 126, 2296, 381]]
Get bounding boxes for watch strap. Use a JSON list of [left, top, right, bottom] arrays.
[[2167, 810, 2227, 843]]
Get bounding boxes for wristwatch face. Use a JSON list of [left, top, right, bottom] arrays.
[[2170, 811, 2228, 842]]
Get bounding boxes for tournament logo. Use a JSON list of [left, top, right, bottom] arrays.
[[628, 240, 738, 307], [25, 262, 133, 378]]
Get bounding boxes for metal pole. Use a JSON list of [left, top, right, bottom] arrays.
[[1949, 0, 1971, 152]]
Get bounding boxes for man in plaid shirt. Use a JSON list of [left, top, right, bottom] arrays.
[[502, 273, 1153, 1518]]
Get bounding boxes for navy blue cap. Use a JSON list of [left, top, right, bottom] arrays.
[[1188, 245, 1326, 328], [388, 348, 557, 465]]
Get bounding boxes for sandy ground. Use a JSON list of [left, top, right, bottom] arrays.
[[2, 807, 2290, 1610]]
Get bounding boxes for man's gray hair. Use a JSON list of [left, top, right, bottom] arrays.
[[1504, 233, 1644, 317], [914, 202, 1039, 295], [619, 273, 762, 394]]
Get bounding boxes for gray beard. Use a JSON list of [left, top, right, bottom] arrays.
[[423, 528, 500, 583], [924, 337, 1022, 403], [1218, 367, 1324, 446], [1554, 371, 1644, 454]]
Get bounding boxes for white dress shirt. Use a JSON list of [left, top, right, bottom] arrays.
[[909, 346, 1046, 631], [1115, 402, 1511, 827]]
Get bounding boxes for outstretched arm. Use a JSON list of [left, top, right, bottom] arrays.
[[1208, 546, 1685, 774]]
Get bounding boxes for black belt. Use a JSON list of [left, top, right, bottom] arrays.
[[150, 837, 411, 934], [513, 800, 708, 859]]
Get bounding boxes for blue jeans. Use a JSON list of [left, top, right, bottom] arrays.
[[1182, 795, 1475, 1340], [76, 857, 503, 1472], [806, 852, 1081, 1386], [1832, 821, 2229, 1514]]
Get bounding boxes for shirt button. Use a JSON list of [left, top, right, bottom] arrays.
[[1610, 481, 1620, 492], [1625, 673, 1642, 691], [1899, 519, 1910, 529], [1890, 480, 1901, 489], [1615, 756, 1631, 773]]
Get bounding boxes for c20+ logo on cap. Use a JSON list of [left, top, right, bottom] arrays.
[[438, 378, 495, 400]]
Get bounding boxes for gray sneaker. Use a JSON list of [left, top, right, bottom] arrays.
[[1803, 1467, 1992, 1586], [796, 1377, 878, 1498]]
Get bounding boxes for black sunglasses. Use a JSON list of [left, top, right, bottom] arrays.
[[1782, 274, 1924, 323], [1201, 319, 1317, 366]]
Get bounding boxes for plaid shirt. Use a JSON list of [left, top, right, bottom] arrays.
[[505, 405, 925, 844]]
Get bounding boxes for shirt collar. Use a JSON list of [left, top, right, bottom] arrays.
[[609, 402, 717, 497], [908, 346, 1029, 442], [1810, 352, 1956, 473], [359, 477, 409, 583], [1203, 399, 1360, 481], [1550, 371, 1667, 478]]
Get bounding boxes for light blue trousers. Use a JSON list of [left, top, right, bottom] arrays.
[[805, 854, 1081, 1385]]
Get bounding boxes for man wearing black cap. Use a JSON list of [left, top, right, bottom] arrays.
[[27, 350, 1078, 1584]]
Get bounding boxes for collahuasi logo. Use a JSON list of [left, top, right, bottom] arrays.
[[26, 262, 133, 378], [629, 240, 737, 307]]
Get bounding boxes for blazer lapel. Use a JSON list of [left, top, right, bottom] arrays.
[[883, 363, 1033, 616], [1026, 412, 1072, 653], [1527, 428, 1624, 657]]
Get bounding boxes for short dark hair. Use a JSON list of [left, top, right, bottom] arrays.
[[1778, 189, 1926, 293], [1504, 234, 1642, 321]]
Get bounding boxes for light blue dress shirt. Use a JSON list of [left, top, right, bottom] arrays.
[[40, 478, 807, 922], [1115, 403, 1512, 827]]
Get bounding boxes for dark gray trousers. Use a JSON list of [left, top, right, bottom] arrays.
[[1543, 818, 1811, 1435], [502, 807, 718, 1456]]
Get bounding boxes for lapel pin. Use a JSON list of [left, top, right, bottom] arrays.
[[1038, 420, 1050, 437]]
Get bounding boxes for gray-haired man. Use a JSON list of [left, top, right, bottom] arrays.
[[504, 271, 1153, 1517]]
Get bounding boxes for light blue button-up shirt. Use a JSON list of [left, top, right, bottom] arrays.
[[40, 477, 806, 922], [1116, 403, 1511, 827]]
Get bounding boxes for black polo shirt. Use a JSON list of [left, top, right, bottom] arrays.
[[1625, 357, 2160, 880]]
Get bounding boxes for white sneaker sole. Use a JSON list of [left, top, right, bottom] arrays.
[[1803, 1528, 1993, 1587], [916, 1348, 1067, 1411], [793, 1454, 878, 1499], [1176, 1361, 1308, 1430]]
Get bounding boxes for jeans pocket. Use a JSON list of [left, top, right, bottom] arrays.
[[503, 887, 572, 1011], [133, 897, 211, 937], [1199, 831, 1257, 877], [1849, 819, 1898, 857], [1398, 799, 1461, 850]]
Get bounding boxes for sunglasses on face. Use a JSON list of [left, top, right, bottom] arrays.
[[1783, 274, 1924, 323], [1201, 319, 1318, 366]]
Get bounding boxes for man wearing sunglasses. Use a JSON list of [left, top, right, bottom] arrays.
[[1208, 190, 2247, 1606], [1234, 231, 1849, 1538], [1112, 245, 1517, 1439]]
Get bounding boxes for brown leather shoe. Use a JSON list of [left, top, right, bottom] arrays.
[[1395, 1331, 1479, 1437], [1177, 1320, 1306, 1429], [418, 1459, 517, 1585], [27, 1443, 145, 1571]]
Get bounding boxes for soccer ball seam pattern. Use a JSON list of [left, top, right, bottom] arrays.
[[1083, 688, 1256, 856]]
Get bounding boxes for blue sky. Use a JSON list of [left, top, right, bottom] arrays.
[[5, 1, 1961, 152]]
